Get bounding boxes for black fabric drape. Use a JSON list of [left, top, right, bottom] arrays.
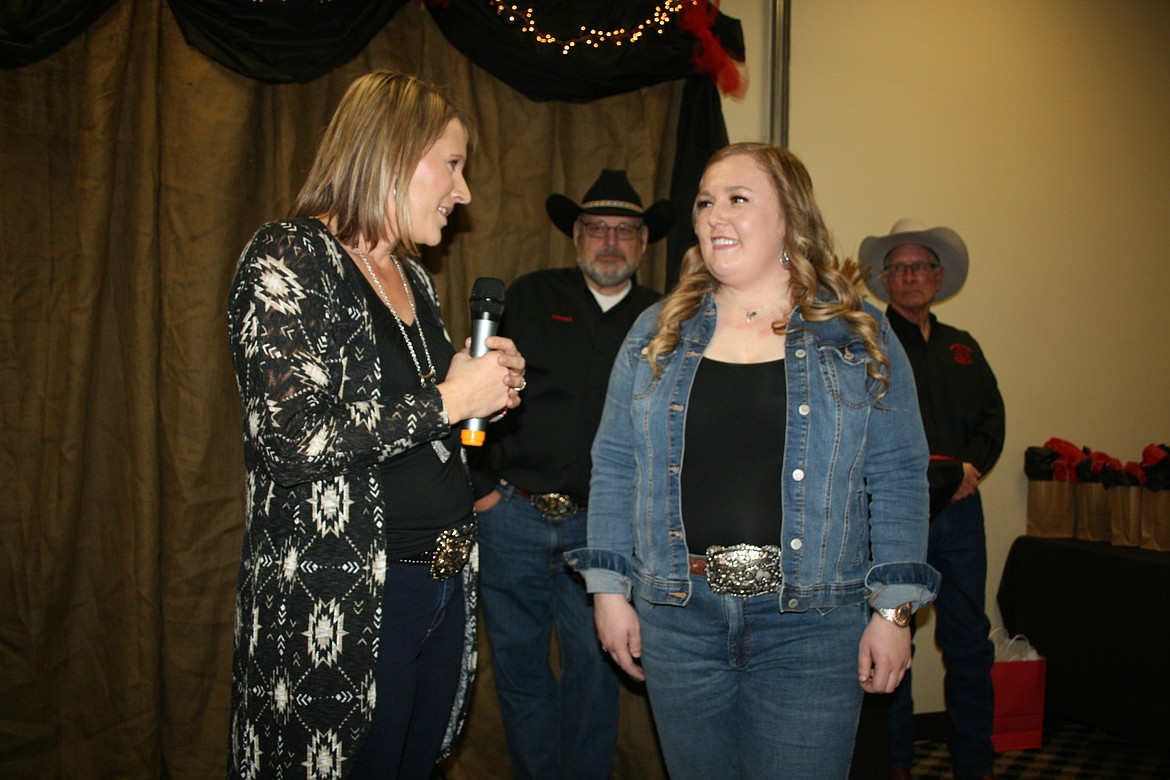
[[666, 74, 729, 288], [425, 0, 744, 103], [160, 1, 744, 98], [165, 0, 411, 83], [0, 0, 120, 68]]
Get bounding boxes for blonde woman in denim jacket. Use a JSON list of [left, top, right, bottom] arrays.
[[567, 144, 940, 780]]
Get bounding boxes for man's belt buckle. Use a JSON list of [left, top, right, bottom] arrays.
[[705, 544, 783, 597], [530, 492, 584, 519], [428, 521, 475, 580]]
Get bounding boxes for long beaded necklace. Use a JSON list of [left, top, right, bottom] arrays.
[[354, 244, 451, 463], [354, 245, 436, 386]]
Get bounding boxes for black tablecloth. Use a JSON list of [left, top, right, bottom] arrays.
[[996, 536, 1170, 747]]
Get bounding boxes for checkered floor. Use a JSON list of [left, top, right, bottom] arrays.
[[911, 720, 1170, 779]]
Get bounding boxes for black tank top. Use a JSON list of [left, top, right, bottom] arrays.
[[682, 357, 786, 555]]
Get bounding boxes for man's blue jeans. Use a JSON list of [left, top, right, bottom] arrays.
[[637, 575, 867, 780], [478, 486, 620, 780], [888, 492, 995, 779]]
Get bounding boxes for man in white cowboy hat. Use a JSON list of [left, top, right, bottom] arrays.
[[472, 169, 673, 779], [861, 218, 1005, 780]]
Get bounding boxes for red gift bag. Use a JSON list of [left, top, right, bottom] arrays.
[[990, 631, 1046, 752]]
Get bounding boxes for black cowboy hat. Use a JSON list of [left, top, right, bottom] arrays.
[[546, 169, 675, 243]]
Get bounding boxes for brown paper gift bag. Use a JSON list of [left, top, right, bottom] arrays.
[[1109, 485, 1143, 547], [1074, 482, 1110, 542], [1026, 480, 1075, 538], [1139, 489, 1170, 551]]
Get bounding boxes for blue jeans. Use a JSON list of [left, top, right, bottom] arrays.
[[636, 575, 868, 780], [349, 562, 466, 780], [888, 492, 995, 779], [478, 487, 620, 780]]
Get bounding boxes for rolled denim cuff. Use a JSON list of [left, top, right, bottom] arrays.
[[564, 547, 631, 596], [865, 561, 941, 611]]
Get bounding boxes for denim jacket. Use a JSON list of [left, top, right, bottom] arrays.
[[567, 294, 940, 613]]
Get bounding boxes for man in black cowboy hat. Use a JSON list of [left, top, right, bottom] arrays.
[[472, 169, 673, 780], [861, 218, 1005, 780]]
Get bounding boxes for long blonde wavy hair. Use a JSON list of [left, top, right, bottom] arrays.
[[645, 143, 890, 400]]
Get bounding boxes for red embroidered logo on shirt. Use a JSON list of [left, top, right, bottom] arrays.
[[949, 343, 974, 365], [551, 313, 573, 322]]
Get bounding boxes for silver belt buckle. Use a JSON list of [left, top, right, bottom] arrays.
[[705, 544, 783, 597], [530, 492, 583, 519], [428, 521, 475, 580]]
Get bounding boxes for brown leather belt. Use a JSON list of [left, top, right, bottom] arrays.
[[508, 482, 537, 500], [688, 555, 709, 577]]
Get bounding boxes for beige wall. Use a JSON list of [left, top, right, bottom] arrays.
[[720, 0, 1170, 713]]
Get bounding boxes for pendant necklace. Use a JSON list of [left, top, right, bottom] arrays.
[[723, 296, 786, 323], [743, 303, 782, 322], [355, 245, 450, 462]]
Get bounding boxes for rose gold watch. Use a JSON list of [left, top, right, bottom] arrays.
[[877, 602, 913, 628]]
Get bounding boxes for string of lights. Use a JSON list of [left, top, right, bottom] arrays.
[[488, 1, 690, 54]]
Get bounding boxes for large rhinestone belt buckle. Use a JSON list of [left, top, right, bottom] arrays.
[[429, 521, 475, 580], [530, 492, 584, 519], [705, 544, 783, 597]]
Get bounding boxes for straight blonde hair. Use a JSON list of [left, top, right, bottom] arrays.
[[647, 143, 891, 399], [293, 71, 470, 257]]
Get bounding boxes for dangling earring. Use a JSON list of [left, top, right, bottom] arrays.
[[781, 249, 792, 269]]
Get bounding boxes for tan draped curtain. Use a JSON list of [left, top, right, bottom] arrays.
[[0, 2, 679, 776]]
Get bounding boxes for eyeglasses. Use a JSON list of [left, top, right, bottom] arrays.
[[883, 261, 940, 278], [578, 220, 642, 241]]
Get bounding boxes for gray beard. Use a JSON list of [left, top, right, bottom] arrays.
[[581, 257, 638, 289]]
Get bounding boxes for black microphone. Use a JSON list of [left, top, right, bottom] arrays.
[[461, 277, 506, 446]]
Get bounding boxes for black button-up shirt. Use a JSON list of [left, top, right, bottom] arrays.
[[471, 267, 659, 501], [886, 306, 1005, 475]]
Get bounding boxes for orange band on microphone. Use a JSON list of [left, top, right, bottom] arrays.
[[461, 429, 486, 447]]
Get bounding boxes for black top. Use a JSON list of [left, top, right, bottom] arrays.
[[682, 358, 786, 554], [348, 255, 472, 556], [472, 267, 659, 502], [886, 307, 1005, 475]]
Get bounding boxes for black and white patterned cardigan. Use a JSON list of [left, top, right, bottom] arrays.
[[225, 218, 477, 779]]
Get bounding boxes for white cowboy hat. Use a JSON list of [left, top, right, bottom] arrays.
[[859, 217, 969, 303]]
